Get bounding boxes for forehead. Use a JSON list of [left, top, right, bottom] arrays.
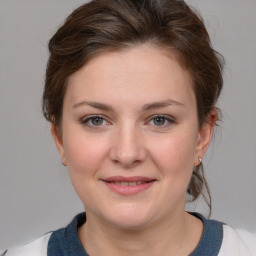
[[65, 45, 195, 109]]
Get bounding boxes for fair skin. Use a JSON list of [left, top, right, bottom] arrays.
[[52, 45, 216, 256]]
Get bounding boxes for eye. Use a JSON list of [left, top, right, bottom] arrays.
[[148, 115, 175, 127], [81, 115, 110, 127]]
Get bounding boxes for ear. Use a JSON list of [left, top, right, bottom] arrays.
[[51, 123, 67, 166], [194, 110, 218, 166]]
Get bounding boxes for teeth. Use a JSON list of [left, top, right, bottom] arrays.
[[112, 181, 146, 186]]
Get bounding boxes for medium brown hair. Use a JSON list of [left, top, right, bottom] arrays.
[[42, 0, 224, 213]]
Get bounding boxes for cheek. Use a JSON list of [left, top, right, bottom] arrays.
[[63, 129, 110, 177], [148, 130, 198, 181], [62, 130, 111, 209]]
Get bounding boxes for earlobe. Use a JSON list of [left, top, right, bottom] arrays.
[[51, 124, 67, 166], [194, 110, 217, 166]]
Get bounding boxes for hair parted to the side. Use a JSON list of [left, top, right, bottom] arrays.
[[42, 0, 224, 214]]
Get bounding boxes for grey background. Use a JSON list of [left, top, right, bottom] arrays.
[[0, 0, 255, 249]]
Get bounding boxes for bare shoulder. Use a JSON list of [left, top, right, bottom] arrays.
[[219, 225, 256, 256], [2, 233, 52, 256]]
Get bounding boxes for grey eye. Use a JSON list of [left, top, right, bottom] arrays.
[[153, 116, 166, 126], [81, 115, 109, 128], [91, 117, 104, 126]]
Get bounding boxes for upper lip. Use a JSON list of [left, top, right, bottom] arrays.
[[102, 176, 156, 182]]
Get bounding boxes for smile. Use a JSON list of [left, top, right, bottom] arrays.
[[101, 176, 156, 195], [107, 181, 150, 186]]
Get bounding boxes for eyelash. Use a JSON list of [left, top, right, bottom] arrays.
[[147, 115, 175, 127], [80, 115, 175, 128], [80, 115, 110, 127]]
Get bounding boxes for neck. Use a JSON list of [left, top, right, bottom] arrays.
[[78, 210, 203, 256]]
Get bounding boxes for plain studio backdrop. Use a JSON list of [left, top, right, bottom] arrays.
[[0, 0, 255, 249]]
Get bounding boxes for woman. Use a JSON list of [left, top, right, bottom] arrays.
[[2, 0, 255, 255]]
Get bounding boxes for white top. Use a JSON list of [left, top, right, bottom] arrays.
[[219, 226, 256, 255]]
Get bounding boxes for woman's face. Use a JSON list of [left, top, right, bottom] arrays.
[[52, 45, 214, 229]]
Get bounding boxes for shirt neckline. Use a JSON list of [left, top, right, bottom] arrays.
[[48, 212, 223, 256]]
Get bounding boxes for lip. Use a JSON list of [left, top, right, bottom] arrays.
[[101, 176, 156, 195]]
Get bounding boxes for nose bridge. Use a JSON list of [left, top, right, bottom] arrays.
[[109, 121, 146, 167]]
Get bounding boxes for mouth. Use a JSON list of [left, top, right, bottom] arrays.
[[101, 176, 156, 195], [104, 181, 152, 186]]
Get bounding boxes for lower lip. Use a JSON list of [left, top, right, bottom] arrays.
[[102, 181, 155, 195]]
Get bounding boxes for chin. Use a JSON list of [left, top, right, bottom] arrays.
[[110, 216, 153, 230], [101, 203, 156, 230]]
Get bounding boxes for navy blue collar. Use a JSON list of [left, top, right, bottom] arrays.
[[48, 212, 223, 256], [189, 212, 223, 256], [48, 212, 88, 256]]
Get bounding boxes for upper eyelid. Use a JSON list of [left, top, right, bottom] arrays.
[[147, 114, 175, 122], [81, 114, 108, 120]]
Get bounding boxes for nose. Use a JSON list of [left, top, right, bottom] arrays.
[[109, 124, 147, 168]]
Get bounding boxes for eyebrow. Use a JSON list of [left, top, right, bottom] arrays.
[[73, 101, 114, 111], [142, 99, 185, 111], [73, 99, 185, 111]]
